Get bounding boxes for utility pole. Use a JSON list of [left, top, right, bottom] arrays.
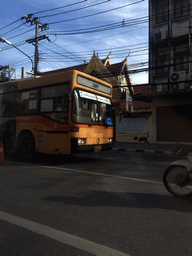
[[22, 14, 49, 75], [35, 20, 39, 75], [189, 5, 192, 89]]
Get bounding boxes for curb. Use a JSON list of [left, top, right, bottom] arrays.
[[112, 148, 172, 155]]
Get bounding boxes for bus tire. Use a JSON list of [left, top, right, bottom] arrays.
[[16, 132, 36, 160]]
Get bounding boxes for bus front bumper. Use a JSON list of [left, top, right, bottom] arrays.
[[77, 143, 113, 152]]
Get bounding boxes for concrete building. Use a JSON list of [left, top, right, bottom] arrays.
[[147, 0, 192, 142]]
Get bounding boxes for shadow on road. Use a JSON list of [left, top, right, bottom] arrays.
[[4, 152, 106, 166], [42, 190, 192, 213]]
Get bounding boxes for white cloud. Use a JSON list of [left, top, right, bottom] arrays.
[[131, 72, 148, 85]]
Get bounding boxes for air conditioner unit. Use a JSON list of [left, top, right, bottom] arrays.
[[150, 84, 163, 93], [170, 71, 185, 82], [170, 71, 186, 90]]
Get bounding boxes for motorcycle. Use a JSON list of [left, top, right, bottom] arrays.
[[163, 145, 192, 198]]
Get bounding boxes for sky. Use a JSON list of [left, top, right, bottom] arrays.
[[0, 0, 148, 85]]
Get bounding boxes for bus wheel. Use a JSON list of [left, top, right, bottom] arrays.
[[16, 132, 36, 160]]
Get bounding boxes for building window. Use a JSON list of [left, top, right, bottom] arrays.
[[156, 47, 169, 74], [155, 0, 169, 24], [174, 44, 189, 71], [173, 0, 189, 19]]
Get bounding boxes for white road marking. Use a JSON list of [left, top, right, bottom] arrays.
[[85, 156, 170, 165], [0, 210, 130, 256], [112, 148, 172, 154], [7, 160, 163, 185], [39, 164, 163, 184]]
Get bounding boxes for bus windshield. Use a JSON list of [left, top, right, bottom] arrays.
[[72, 89, 112, 126]]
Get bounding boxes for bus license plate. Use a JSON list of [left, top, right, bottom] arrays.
[[94, 145, 102, 152]]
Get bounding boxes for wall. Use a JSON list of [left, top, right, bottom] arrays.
[[151, 97, 192, 142], [115, 114, 153, 143]]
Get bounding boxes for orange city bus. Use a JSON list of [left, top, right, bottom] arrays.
[[0, 70, 113, 160]]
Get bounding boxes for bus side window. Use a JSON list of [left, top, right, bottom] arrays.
[[41, 99, 54, 112], [54, 94, 68, 112], [17, 90, 39, 115]]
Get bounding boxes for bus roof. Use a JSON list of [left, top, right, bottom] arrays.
[[0, 80, 18, 93], [0, 70, 112, 92]]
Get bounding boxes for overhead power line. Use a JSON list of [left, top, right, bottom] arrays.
[[0, 0, 87, 32], [0, 23, 26, 37], [0, 3, 188, 36], [33, 0, 87, 15], [0, 18, 21, 32], [38, 43, 84, 63], [48, 16, 148, 36], [48, 0, 145, 25], [7, 28, 34, 41], [48, 40, 85, 63], [39, 0, 109, 19], [0, 3, 186, 44]]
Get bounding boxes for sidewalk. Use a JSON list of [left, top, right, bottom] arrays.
[[113, 142, 179, 154]]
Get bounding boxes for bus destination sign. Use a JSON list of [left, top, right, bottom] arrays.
[[77, 75, 111, 95]]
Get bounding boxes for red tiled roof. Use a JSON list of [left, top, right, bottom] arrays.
[[133, 101, 151, 109], [133, 84, 151, 109], [133, 84, 149, 94], [101, 59, 106, 64], [106, 61, 124, 75], [40, 62, 125, 77]]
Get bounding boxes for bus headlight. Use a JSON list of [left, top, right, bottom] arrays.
[[108, 138, 113, 143], [78, 138, 86, 144]]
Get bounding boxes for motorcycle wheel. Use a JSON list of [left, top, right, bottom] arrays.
[[163, 165, 192, 198]]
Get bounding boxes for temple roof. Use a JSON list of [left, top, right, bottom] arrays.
[[106, 61, 125, 76], [40, 53, 129, 82]]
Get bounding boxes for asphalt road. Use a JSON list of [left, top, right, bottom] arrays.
[[0, 150, 192, 256]]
